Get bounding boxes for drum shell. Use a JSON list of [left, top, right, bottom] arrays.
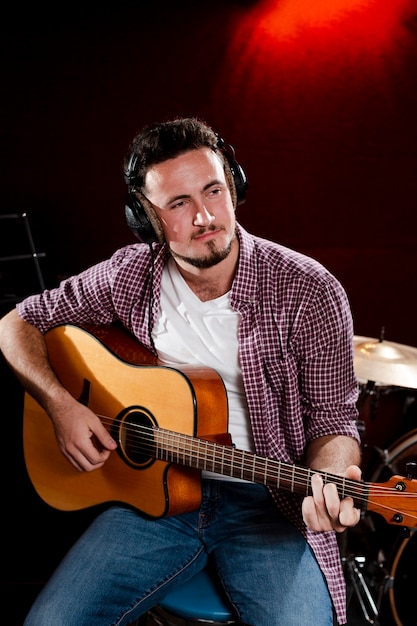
[[384, 531, 417, 626], [369, 428, 417, 625], [357, 384, 417, 477]]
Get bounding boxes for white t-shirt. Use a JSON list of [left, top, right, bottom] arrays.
[[152, 258, 255, 481]]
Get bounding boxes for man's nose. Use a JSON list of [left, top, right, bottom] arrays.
[[193, 204, 215, 226]]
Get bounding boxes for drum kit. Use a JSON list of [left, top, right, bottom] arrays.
[[342, 334, 417, 626]]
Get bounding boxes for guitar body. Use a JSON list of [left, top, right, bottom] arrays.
[[23, 324, 229, 518]]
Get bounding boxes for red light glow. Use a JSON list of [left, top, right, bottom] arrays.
[[255, 0, 399, 39], [213, 0, 414, 107], [241, 0, 410, 45]]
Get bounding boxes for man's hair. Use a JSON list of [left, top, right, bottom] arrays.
[[124, 117, 221, 191]]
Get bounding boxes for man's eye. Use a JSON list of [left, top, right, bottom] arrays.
[[171, 200, 185, 209]]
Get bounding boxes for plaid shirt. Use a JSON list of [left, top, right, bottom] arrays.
[[18, 223, 360, 624]]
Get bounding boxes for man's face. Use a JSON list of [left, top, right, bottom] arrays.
[[144, 147, 237, 269]]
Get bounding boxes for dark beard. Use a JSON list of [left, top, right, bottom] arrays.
[[170, 234, 233, 269]]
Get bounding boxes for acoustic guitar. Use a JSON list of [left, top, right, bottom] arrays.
[[23, 324, 417, 526]]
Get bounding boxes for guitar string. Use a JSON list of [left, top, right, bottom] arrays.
[[95, 414, 417, 521]]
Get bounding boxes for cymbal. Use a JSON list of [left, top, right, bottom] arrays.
[[353, 335, 417, 389]]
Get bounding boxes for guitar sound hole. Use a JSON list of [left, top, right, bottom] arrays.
[[113, 407, 156, 468]]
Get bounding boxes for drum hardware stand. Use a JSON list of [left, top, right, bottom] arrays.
[[342, 553, 381, 624], [340, 505, 415, 626], [340, 520, 385, 626], [344, 461, 416, 625]]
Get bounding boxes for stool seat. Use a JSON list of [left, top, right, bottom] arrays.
[[158, 568, 235, 622]]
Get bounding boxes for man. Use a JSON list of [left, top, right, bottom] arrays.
[[0, 117, 361, 625]]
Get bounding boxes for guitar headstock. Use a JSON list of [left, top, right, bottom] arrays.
[[367, 474, 417, 528]]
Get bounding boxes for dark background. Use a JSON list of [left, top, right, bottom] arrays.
[[1, 1, 417, 623]]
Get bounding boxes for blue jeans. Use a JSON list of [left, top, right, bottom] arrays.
[[24, 480, 333, 626]]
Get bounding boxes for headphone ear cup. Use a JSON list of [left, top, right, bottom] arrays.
[[216, 135, 248, 205], [226, 157, 248, 205], [125, 191, 159, 244]]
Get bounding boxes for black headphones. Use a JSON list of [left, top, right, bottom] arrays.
[[124, 136, 248, 244]]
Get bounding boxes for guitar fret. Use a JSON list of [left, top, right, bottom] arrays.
[[178, 432, 183, 464], [219, 443, 226, 476], [205, 440, 210, 471], [192, 437, 201, 469], [251, 454, 256, 482], [206, 440, 213, 472], [173, 432, 179, 464], [340, 476, 346, 500], [304, 469, 309, 494], [264, 458, 269, 486]]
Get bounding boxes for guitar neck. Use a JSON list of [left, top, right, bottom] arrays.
[[147, 425, 368, 509]]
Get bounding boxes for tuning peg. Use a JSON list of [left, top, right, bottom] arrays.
[[406, 462, 417, 479]]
